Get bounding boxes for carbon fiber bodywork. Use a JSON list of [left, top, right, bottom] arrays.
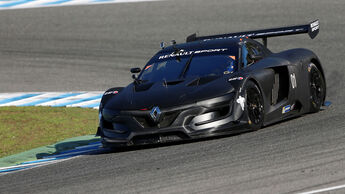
[[99, 92, 251, 147], [97, 21, 325, 147]]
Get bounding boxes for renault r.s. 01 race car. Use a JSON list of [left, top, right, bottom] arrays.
[[97, 20, 326, 147]]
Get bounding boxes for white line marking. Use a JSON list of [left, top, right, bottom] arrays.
[[0, 157, 72, 172], [43, 147, 101, 159], [0, 93, 30, 101], [0, 156, 79, 176], [0, 92, 104, 107], [75, 143, 102, 149], [299, 184, 345, 194], [66, 98, 101, 107], [38, 92, 101, 106], [14, 0, 56, 8], [0, 0, 164, 10], [0, 93, 60, 106]]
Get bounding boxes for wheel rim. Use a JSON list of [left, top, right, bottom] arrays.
[[246, 87, 264, 124], [310, 68, 325, 106]]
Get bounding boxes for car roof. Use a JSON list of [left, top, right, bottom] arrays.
[[159, 38, 242, 54]]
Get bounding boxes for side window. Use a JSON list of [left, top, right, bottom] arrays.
[[251, 41, 267, 57], [247, 42, 262, 57], [242, 42, 262, 68]]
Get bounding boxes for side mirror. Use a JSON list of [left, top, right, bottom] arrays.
[[131, 67, 141, 82], [130, 67, 141, 74]]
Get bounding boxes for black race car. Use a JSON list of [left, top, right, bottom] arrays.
[[97, 20, 326, 147]]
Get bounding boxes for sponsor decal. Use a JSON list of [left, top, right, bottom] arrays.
[[290, 73, 297, 89], [144, 65, 152, 70], [282, 105, 291, 114], [104, 91, 119, 95], [310, 20, 319, 32], [158, 48, 228, 60], [202, 34, 253, 42], [236, 95, 245, 111], [228, 77, 244, 81]]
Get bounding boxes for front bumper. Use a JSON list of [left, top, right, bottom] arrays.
[[98, 93, 250, 147]]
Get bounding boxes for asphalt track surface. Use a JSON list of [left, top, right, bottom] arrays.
[[0, 0, 345, 193]]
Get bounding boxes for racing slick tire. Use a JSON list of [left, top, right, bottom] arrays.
[[308, 63, 326, 113], [245, 81, 264, 130]]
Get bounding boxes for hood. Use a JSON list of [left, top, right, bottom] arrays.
[[104, 76, 234, 111]]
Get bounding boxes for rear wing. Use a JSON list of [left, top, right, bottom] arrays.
[[186, 20, 319, 47]]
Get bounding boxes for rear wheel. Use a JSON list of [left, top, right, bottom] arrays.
[[309, 63, 326, 113], [245, 81, 264, 130]]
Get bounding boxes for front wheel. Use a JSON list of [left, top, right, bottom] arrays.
[[245, 81, 264, 130], [308, 63, 326, 113]]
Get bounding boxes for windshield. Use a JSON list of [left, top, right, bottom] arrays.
[[139, 57, 188, 82], [185, 55, 237, 78], [139, 54, 237, 83]]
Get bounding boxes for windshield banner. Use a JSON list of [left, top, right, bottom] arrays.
[[158, 48, 228, 60]]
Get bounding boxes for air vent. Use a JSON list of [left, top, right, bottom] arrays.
[[187, 75, 219, 86], [163, 80, 184, 86], [135, 82, 154, 92]]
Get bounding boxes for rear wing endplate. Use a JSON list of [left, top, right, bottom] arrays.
[[186, 20, 319, 47]]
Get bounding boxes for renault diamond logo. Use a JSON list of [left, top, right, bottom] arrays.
[[150, 106, 161, 122]]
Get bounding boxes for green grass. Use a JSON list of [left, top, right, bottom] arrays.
[[0, 106, 98, 158]]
